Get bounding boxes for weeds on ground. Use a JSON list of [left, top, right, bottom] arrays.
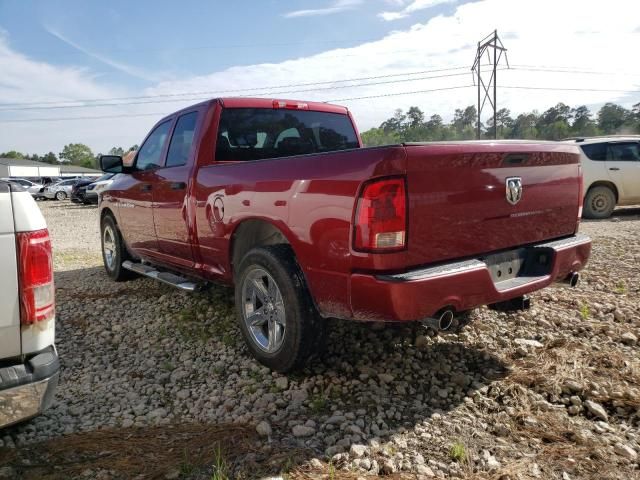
[[210, 444, 230, 480], [579, 304, 590, 320], [449, 441, 466, 462]]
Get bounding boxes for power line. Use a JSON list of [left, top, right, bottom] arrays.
[[500, 85, 640, 94], [0, 85, 476, 124], [0, 70, 487, 112], [0, 65, 477, 109]]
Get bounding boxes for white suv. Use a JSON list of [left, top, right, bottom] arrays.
[[567, 136, 640, 218]]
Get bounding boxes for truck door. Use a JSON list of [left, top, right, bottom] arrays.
[[151, 111, 199, 268], [606, 141, 640, 203], [117, 119, 172, 256]]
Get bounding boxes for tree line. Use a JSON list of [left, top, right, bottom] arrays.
[[361, 101, 640, 146], [0, 144, 138, 169]]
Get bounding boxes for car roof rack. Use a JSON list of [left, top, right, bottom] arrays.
[[562, 134, 640, 143]]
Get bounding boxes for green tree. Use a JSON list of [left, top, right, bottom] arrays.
[[59, 143, 95, 168], [509, 113, 539, 139], [361, 127, 402, 147], [128, 144, 139, 152], [380, 109, 407, 134], [486, 108, 513, 138], [536, 103, 572, 140], [452, 106, 477, 139], [597, 103, 631, 133], [571, 106, 598, 137], [0, 150, 25, 159], [41, 152, 59, 164], [109, 147, 125, 156]]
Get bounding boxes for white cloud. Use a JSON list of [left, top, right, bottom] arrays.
[[44, 26, 159, 82], [379, 0, 456, 21], [1, 0, 640, 154], [284, 0, 363, 18]]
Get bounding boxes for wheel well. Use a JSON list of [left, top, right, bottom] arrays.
[[100, 208, 116, 225], [587, 181, 618, 202], [231, 220, 291, 274]]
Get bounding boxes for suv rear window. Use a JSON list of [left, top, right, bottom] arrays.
[[215, 108, 359, 162]]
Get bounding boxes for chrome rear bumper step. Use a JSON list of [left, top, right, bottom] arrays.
[[122, 260, 200, 292]]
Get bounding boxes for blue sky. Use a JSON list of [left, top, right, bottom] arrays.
[[0, 0, 461, 89], [0, 0, 639, 154]]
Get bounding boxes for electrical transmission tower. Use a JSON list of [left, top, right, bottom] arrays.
[[471, 30, 509, 139]]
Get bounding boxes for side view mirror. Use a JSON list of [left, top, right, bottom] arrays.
[[100, 155, 124, 173]]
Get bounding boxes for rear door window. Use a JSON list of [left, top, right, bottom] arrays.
[[136, 120, 172, 170], [166, 112, 198, 167], [607, 142, 640, 161], [215, 108, 359, 162]]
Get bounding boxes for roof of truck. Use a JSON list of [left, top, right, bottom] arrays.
[[156, 97, 350, 123]]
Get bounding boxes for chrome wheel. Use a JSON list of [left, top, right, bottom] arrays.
[[103, 225, 116, 270], [241, 267, 286, 353]]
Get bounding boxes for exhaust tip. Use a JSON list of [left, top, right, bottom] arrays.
[[563, 272, 579, 288], [438, 310, 454, 331]]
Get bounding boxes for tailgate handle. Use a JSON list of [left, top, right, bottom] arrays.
[[170, 181, 187, 190], [503, 154, 528, 165], [140, 184, 152, 192], [609, 167, 620, 171]]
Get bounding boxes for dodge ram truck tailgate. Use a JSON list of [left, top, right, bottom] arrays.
[[0, 182, 21, 359], [404, 141, 582, 267]]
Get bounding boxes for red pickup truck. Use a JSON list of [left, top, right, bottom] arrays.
[[99, 97, 591, 372]]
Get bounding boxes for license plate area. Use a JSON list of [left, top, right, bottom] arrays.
[[482, 247, 554, 286]]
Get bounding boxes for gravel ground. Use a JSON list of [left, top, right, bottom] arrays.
[[2, 201, 639, 479]]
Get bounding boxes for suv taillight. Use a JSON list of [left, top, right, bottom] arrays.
[[354, 177, 407, 252], [17, 229, 55, 325]]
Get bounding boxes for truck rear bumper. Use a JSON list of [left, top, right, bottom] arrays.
[[0, 346, 59, 429], [349, 234, 591, 322]]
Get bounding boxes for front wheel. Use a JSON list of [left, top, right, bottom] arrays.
[[55, 191, 67, 201], [101, 215, 134, 281], [583, 186, 616, 219], [234, 245, 323, 372]]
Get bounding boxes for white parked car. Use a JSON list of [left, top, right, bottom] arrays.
[[1, 178, 45, 197], [43, 178, 78, 201], [566, 136, 640, 218], [0, 179, 59, 428]]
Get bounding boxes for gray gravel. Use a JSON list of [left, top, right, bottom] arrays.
[[3, 201, 639, 479]]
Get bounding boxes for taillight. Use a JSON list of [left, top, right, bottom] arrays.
[[354, 177, 407, 252], [17, 229, 54, 325], [577, 164, 584, 231]]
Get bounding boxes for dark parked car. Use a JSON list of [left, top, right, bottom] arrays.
[[71, 175, 110, 204], [70, 178, 94, 204]]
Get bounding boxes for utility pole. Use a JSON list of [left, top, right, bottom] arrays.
[[471, 30, 509, 139]]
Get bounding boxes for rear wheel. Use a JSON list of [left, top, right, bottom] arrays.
[[101, 215, 134, 281], [55, 191, 66, 201], [583, 186, 615, 219], [234, 245, 323, 372]]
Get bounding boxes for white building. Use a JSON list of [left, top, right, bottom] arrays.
[[0, 158, 101, 179]]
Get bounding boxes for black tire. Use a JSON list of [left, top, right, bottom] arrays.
[[100, 215, 134, 281], [234, 245, 324, 372], [55, 191, 66, 201], [583, 186, 616, 219]]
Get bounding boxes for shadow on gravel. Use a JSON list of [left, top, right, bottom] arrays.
[[6, 264, 510, 479]]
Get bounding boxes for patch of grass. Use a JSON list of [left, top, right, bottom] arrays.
[[309, 393, 328, 414], [615, 281, 627, 294], [450, 441, 466, 462], [180, 448, 195, 476], [328, 461, 336, 480], [210, 444, 230, 480], [161, 360, 174, 372], [579, 304, 590, 320]]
